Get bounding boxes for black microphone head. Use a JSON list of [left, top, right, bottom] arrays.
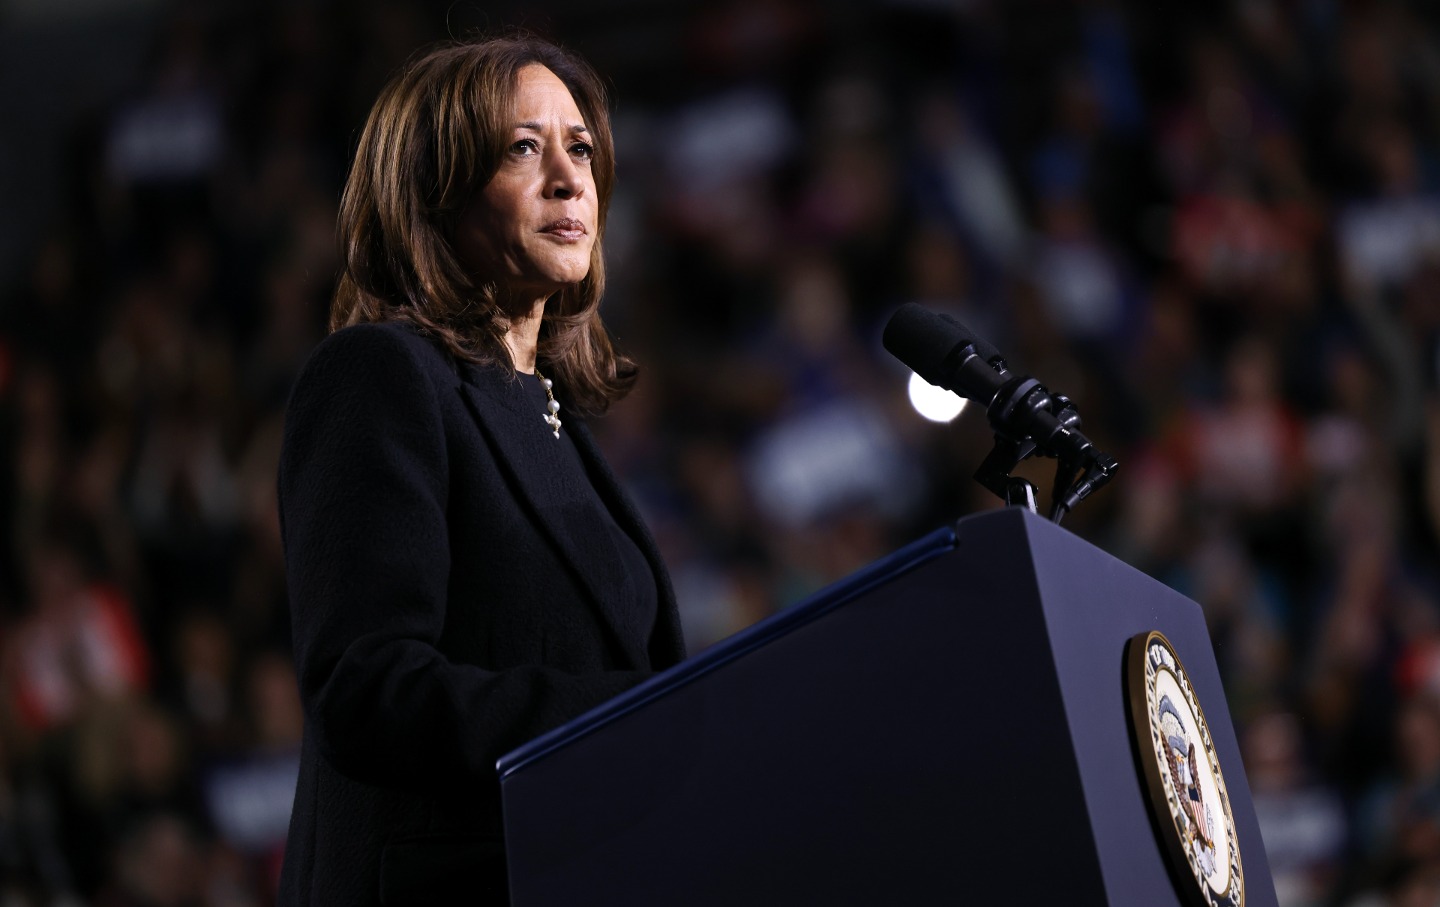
[[938, 313, 1002, 364], [883, 303, 1003, 386], [883, 304, 961, 387]]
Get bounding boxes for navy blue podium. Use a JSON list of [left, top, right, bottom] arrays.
[[497, 508, 1276, 905]]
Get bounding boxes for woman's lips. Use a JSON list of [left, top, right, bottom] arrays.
[[539, 218, 587, 241]]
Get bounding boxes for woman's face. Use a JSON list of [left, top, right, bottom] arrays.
[[454, 64, 599, 303]]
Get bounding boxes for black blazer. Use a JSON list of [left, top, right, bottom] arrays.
[[276, 321, 684, 906]]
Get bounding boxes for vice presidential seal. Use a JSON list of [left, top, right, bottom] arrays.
[[1126, 631, 1244, 907]]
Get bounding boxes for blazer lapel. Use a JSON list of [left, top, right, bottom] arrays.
[[567, 424, 686, 669], [457, 364, 650, 670]]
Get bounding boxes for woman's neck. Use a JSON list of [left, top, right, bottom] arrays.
[[503, 298, 547, 374]]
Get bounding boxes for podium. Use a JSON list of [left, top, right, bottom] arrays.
[[497, 508, 1276, 905]]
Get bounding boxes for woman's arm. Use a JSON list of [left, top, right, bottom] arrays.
[[279, 324, 648, 795]]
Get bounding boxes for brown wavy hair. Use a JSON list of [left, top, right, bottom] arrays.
[[330, 36, 636, 415]]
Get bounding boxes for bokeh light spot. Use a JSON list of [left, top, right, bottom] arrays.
[[907, 371, 967, 423]]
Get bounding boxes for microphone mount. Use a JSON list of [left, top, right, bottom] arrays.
[[968, 353, 1117, 522]]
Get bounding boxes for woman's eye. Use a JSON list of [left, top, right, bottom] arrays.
[[571, 142, 594, 162], [511, 139, 539, 155]]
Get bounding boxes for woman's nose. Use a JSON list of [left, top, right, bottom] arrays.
[[544, 148, 584, 200]]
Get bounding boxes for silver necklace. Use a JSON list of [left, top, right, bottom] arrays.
[[535, 368, 562, 438]]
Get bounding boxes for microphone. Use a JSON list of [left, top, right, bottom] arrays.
[[882, 304, 1088, 460]]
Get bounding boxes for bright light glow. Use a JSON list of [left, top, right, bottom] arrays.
[[907, 371, 967, 423]]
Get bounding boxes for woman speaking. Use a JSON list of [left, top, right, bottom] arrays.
[[276, 36, 685, 906]]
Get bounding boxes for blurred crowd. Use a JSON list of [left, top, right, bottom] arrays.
[[3, 0, 1440, 904]]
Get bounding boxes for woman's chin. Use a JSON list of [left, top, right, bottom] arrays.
[[533, 267, 592, 295]]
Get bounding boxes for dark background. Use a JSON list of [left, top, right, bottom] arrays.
[[3, 0, 1439, 904]]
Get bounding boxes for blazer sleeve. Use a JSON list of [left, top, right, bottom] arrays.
[[278, 324, 650, 795]]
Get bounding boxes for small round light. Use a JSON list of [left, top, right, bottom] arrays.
[[907, 371, 967, 423]]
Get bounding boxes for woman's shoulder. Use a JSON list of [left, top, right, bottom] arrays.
[[300, 319, 457, 385], [282, 321, 467, 427]]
